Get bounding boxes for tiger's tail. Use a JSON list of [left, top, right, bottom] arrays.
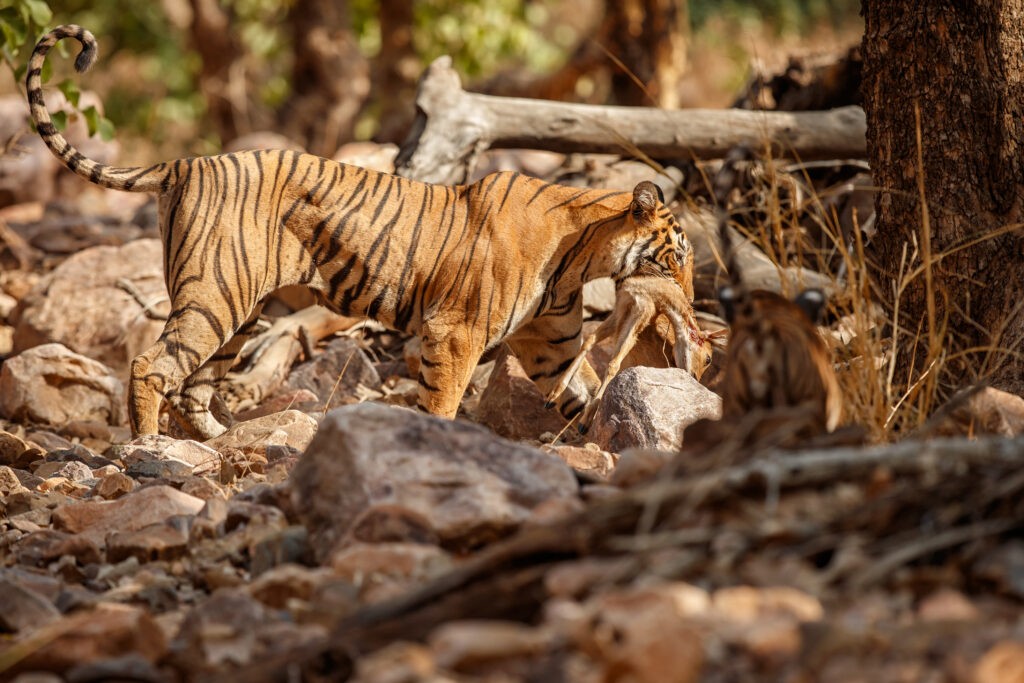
[[26, 25, 171, 193]]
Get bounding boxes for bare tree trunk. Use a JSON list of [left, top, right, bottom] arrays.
[[602, 0, 688, 107], [187, 0, 245, 142], [863, 2, 1024, 409], [374, 0, 417, 144], [278, 0, 370, 156]]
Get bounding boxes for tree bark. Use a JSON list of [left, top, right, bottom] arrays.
[[187, 0, 245, 142], [277, 0, 370, 156], [374, 0, 418, 144], [601, 0, 689, 107], [862, 2, 1024, 407]]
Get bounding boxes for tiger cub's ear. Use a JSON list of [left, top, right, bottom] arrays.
[[719, 285, 738, 324], [793, 288, 827, 324], [631, 181, 660, 220]]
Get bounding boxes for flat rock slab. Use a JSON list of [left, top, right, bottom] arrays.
[[206, 409, 318, 456], [51, 484, 205, 545], [114, 435, 222, 476], [589, 367, 722, 453], [290, 402, 579, 559]]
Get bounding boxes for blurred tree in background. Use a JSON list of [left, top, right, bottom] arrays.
[[1, 0, 861, 158]]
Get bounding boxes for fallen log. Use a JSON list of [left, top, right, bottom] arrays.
[[395, 56, 868, 184]]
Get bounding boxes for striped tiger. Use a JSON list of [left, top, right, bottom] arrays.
[[717, 212, 842, 435], [28, 26, 696, 439]]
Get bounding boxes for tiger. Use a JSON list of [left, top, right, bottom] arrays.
[[717, 211, 842, 437], [28, 25, 695, 440]]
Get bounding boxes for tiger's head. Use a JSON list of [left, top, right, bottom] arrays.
[[617, 181, 693, 293], [719, 286, 842, 433]]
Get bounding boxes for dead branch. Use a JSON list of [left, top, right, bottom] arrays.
[[220, 306, 362, 412], [395, 56, 868, 184]]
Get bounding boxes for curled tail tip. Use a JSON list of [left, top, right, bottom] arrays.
[[74, 43, 97, 73]]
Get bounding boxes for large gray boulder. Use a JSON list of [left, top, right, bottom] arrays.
[[290, 402, 579, 559]]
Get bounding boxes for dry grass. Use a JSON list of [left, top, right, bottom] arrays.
[[700, 118, 1024, 443]]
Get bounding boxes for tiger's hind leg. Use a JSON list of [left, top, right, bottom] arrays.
[[130, 295, 258, 438], [507, 313, 599, 425], [166, 303, 266, 440]]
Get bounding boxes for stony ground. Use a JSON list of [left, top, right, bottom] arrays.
[[1, 122, 1024, 682]]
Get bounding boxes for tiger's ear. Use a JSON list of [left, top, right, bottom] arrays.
[[631, 181, 660, 221], [794, 288, 826, 324]]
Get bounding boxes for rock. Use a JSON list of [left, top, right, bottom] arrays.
[[609, 449, 674, 488], [291, 403, 578, 558], [246, 564, 334, 609], [106, 521, 191, 564], [63, 654, 166, 683], [11, 239, 166, 380], [0, 465, 29, 496], [52, 484, 205, 545], [8, 604, 166, 675], [542, 444, 617, 479], [589, 367, 722, 453], [114, 435, 222, 476], [474, 346, 568, 440], [0, 577, 61, 632], [20, 530, 96, 568], [206, 410, 318, 456], [932, 387, 1024, 437], [34, 460, 93, 483], [916, 588, 979, 622], [329, 542, 454, 602], [91, 471, 135, 500], [126, 455, 195, 479], [0, 429, 45, 468], [234, 388, 319, 422], [249, 526, 313, 576], [974, 641, 1024, 683], [168, 589, 324, 673], [429, 620, 551, 671], [0, 344, 125, 427], [569, 584, 705, 683], [274, 336, 381, 412]]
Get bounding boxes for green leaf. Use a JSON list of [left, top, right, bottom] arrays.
[[0, 8, 27, 52], [81, 104, 99, 137], [23, 0, 50, 27], [57, 78, 79, 107], [97, 116, 114, 141], [50, 109, 66, 131]]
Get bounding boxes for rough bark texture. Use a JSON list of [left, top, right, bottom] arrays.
[[374, 0, 418, 143], [862, 2, 1024, 397], [278, 0, 370, 156], [601, 0, 688, 107], [187, 0, 245, 143]]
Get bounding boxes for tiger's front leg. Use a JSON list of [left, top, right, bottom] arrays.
[[506, 314, 599, 424], [415, 316, 487, 418]]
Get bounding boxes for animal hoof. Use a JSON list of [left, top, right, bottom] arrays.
[[543, 400, 555, 410], [577, 423, 589, 435]]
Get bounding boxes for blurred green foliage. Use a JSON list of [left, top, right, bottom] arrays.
[[2, 0, 862, 149]]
